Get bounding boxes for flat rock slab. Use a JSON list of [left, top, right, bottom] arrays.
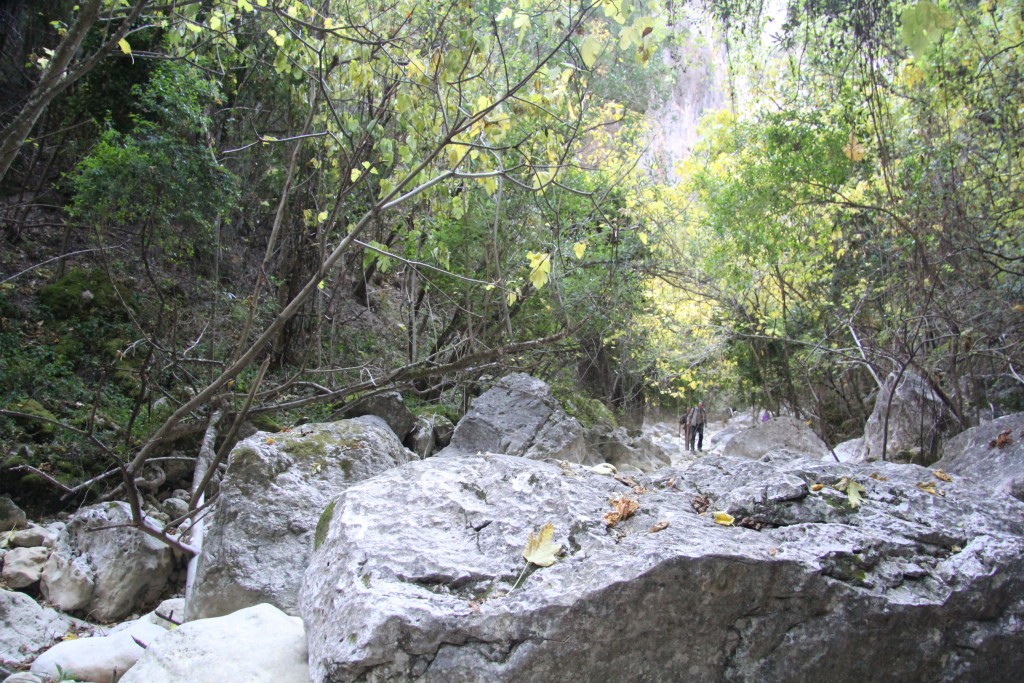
[[301, 451, 1024, 682]]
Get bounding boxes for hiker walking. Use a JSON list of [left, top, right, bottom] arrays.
[[688, 401, 707, 452]]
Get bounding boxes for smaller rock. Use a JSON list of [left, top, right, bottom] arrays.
[[0, 495, 27, 530], [119, 603, 310, 683], [341, 391, 416, 440], [162, 497, 189, 520], [30, 619, 168, 683], [0, 589, 71, 670], [404, 417, 436, 458], [41, 552, 95, 612], [2, 546, 50, 588], [3, 673, 48, 683], [11, 525, 57, 548]]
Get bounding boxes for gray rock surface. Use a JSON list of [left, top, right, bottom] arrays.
[[439, 373, 589, 462], [41, 552, 96, 612], [119, 603, 311, 683], [716, 415, 829, 460], [404, 417, 436, 458], [1, 546, 49, 588], [0, 589, 71, 670], [301, 451, 1024, 682], [341, 391, 416, 440], [47, 502, 174, 622], [186, 416, 417, 620], [30, 618, 168, 683], [0, 495, 27, 530], [859, 372, 952, 464], [585, 425, 672, 472], [934, 412, 1024, 501]]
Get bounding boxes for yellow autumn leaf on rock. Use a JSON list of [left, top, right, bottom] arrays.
[[933, 469, 953, 482], [713, 511, 734, 526], [522, 523, 560, 567], [835, 476, 865, 508]]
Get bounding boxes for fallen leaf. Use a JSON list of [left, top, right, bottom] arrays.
[[265, 437, 275, 445], [869, 472, 889, 481], [916, 481, 944, 497], [767, 547, 778, 556], [589, 463, 617, 476], [650, 520, 669, 533], [664, 476, 677, 490], [810, 483, 824, 492], [522, 523, 560, 567], [989, 430, 1013, 449], [835, 477, 866, 508], [604, 495, 640, 527], [692, 495, 710, 514], [633, 486, 649, 495], [614, 473, 640, 488], [933, 469, 952, 482], [713, 511, 735, 526]]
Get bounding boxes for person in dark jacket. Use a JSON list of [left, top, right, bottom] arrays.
[[688, 401, 707, 451]]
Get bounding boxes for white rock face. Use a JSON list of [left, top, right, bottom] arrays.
[[439, 373, 589, 462], [185, 415, 417, 620], [30, 619, 169, 683], [46, 502, 174, 621], [716, 415, 830, 460], [935, 411, 1024, 501], [119, 603, 311, 683], [0, 589, 71, 670], [859, 371, 952, 464], [41, 552, 95, 612], [301, 452, 1024, 682], [1, 546, 50, 588]]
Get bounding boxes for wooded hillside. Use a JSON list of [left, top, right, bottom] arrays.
[[1, 0, 1022, 513]]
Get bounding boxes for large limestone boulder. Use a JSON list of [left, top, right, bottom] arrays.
[[439, 373, 589, 463], [0, 589, 72, 670], [186, 415, 417, 620], [119, 603, 311, 683], [43, 502, 174, 622], [301, 451, 1024, 682], [30, 618, 168, 683], [859, 372, 952, 464], [934, 412, 1024, 501], [716, 415, 829, 460]]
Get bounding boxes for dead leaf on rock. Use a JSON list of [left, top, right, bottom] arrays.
[[933, 469, 953, 482], [713, 511, 735, 526], [989, 430, 1013, 449], [265, 437, 275, 445], [692, 495, 710, 514], [522, 523, 561, 567], [835, 477, 866, 508], [767, 547, 778, 556], [810, 483, 824, 492], [664, 476, 677, 490], [869, 472, 889, 481], [916, 481, 944, 497], [604, 495, 640, 527], [650, 520, 669, 533], [633, 485, 649, 495]]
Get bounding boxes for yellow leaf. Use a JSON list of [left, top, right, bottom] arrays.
[[350, 168, 362, 182], [266, 437, 275, 445], [650, 520, 669, 533], [843, 132, 866, 161], [507, 290, 518, 306], [580, 35, 601, 69], [713, 511, 734, 526], [638, 231, 648, 245], [933, 469, 953, 482], [573, 241, 587, 259], [118, 38, 131, 55], [317, 210, 328, 223], [522, 523, 560, 567], [527, 251, 551, 290]]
